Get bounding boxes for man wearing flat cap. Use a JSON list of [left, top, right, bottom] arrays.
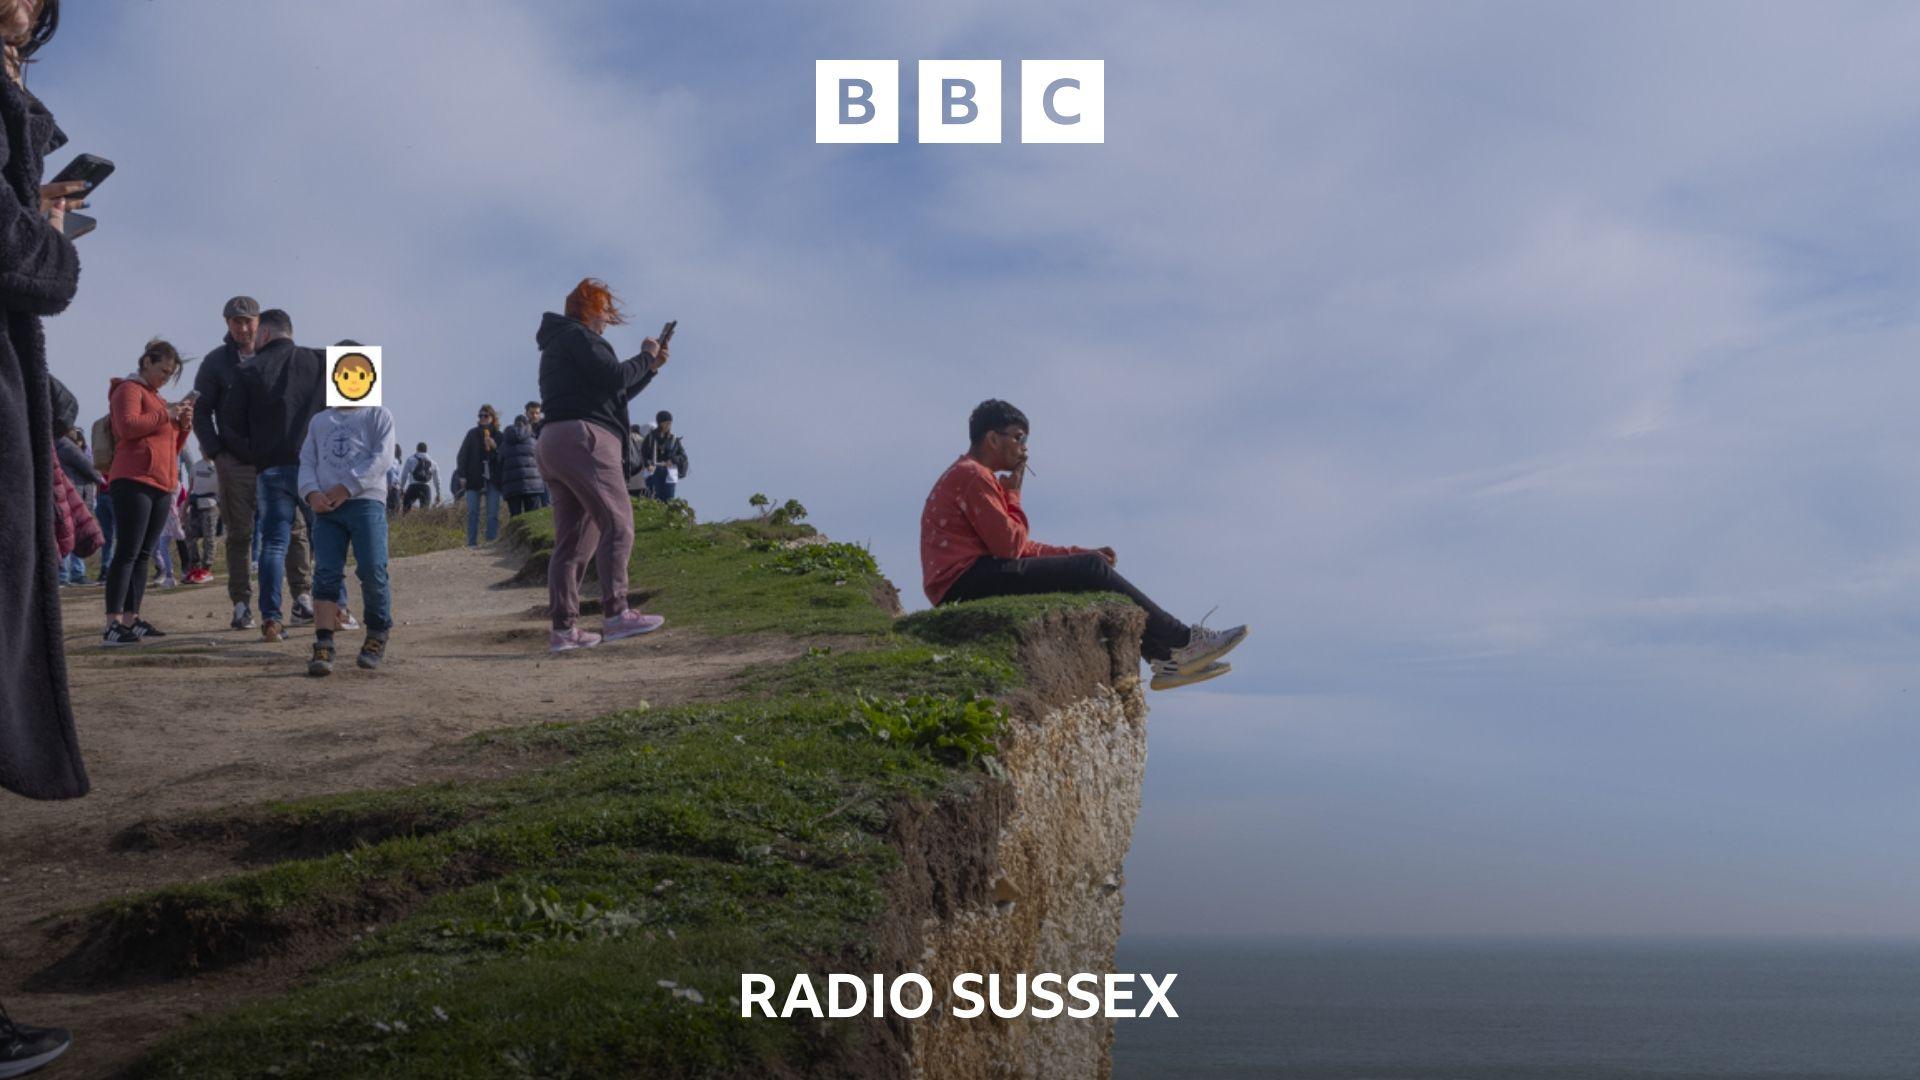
[[192, 295, 312, 630]]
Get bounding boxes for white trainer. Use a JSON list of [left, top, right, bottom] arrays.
[[1167, 611, 1248, 674]]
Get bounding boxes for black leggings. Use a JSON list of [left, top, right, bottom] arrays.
[[942, 553, 1192, 661], [104, 478, 171, 617]]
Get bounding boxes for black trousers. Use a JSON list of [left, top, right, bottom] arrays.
[[507, 491, 550, 516], [403, 484, 432, 512], [941, 553, 1190, 661], [104, 478, 170, 617]]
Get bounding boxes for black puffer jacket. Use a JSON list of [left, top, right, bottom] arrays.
[[497, 417, 545, 497], [0, 75, 88, 800]]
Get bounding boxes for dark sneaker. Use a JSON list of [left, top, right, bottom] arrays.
[[261, 619, 285, 643], [101, 623, 140, 648], [131, 618, 166, 639], [0, 1004, 71, 1078], [356, 636, 386, 670], [307, 642, 334, 677], [289, 595, 315, 625], [231, 601, 254, 630]]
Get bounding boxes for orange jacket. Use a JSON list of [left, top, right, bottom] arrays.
[[106, 377, 189, 493], [920, 456, 1089, 605]]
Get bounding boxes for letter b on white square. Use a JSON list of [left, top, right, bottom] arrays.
[[1021, 60, 1104, 143], [918, 60, 1001, 144], [816, 60, 899, 144]]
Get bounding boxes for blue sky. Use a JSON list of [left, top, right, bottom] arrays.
[[33, 1, 1920, 937]]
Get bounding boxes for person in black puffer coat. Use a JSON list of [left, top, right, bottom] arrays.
[[499, 400, 548, 517]]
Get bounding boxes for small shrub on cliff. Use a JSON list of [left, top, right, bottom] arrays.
[[845, 693, 1006, 769], [760, 542, 879, 582], [634, 496, 697, 531]]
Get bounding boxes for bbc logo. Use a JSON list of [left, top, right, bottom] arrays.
[[815, 60, 1104, 144]]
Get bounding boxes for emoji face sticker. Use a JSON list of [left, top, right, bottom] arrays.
[[325, 345, 383, 407]]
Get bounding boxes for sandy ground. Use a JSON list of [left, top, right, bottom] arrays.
[[0, 543, 821, 1076]]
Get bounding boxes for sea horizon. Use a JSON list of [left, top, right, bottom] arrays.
[[1113, 934, 1920, 1079]]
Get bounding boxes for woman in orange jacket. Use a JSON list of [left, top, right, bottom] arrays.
[[101, 339, 193, 646]]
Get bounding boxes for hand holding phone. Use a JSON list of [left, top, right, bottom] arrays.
[[49, 153, 114, 197]]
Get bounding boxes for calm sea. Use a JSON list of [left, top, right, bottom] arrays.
[[1111, 937, 1920, 1079]]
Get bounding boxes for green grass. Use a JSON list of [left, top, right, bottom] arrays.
[[505, 500, 895, 637], [123, 697, 984, 1078], [100, 495, 1141, 1078]]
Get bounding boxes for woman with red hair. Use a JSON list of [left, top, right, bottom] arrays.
[[533, 278, 671, 652]]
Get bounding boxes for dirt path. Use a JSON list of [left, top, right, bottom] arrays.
[[0, 544, 821, 1076]]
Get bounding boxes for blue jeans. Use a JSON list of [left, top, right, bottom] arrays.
[[93, 490, 116, 571], [62, 553, 86, 584], [465, 485, 502, 545], [646, 470, 676, 502], [312, 498, 392, 634], [256, 466, 342, 621], [256, 466, 301, 622]]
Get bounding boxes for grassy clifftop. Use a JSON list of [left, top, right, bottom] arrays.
[[48, 499, 1135, 1078]]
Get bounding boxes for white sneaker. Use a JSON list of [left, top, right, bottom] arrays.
[[339, 609, 361, 631], [1167, 612, 1248, 674], [1150, 660, 1231, 690]]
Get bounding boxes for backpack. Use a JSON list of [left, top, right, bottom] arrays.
[[90, 414, 115, 472], [411, 455, 431, 484]]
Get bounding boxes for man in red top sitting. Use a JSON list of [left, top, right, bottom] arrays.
[[921, 399, 1247, 690]]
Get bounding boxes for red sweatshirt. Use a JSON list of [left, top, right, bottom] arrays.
[[106, 376, 190, 493], [920, 455, 1090, 605]]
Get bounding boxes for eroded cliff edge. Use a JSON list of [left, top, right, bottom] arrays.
[[882, 602, 1150, 1079]]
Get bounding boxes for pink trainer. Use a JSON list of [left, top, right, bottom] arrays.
[[603, 610, 666, 642], [549, 627, 603, 653]]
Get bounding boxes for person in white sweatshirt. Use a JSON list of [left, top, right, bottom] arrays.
[[297, 399, 397, 675]]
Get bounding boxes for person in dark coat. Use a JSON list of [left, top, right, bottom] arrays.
[[456, 404, 504, 544], [0, 0, 88, 803], [499, 400, 548, 517], [534, 278, 670, 652]]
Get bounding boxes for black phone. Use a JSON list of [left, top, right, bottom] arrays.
[[659, 320, 677, 347], [60, 211, 96, 240], [49, 152, 114, 196]]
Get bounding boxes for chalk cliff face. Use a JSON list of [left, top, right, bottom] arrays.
[[875, 604, 1151, 1080]]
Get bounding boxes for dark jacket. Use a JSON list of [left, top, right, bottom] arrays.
[[191, 333, 250, 460], [224, 337, 325, 469], [536, 312, 656, 444], [48, 373, 76, 434], [497, 418, 545, 497], [639, 429, 689, 478], [457, 424, 503, 491], [55, 434, 101, 491], [0, 76, 89, 799]]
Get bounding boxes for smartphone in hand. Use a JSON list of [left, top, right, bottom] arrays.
[[60, 211, 97, 240], [49, 153, 114, 194]]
